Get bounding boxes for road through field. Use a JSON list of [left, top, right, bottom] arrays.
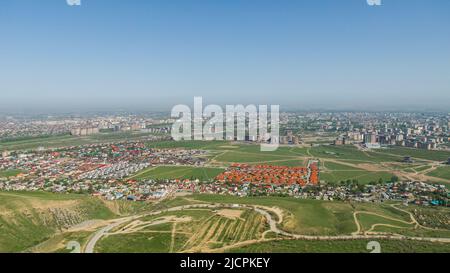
[[84, 203, 450, 253]]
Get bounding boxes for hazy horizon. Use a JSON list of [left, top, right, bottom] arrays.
[[1, 0, 449, 113]]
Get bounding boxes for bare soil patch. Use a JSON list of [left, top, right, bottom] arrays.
[[217, 209, 243, 220]]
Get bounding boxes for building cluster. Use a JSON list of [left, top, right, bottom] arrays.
[[294, 181, 449, 207], [345, 129, 447, 150], [279, 130, 300, 145], [0, 111, 449, 206], [78, 162, 150, 180], [0, 136, 448, 206], [0, 113, 173, 140], [0, 141, 207, 196], [322, 113, 450, 150], [70, 127, 100, 136], [216, 161, 319, 186]]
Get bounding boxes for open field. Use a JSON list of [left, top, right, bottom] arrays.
[[130, 166, 225, 181], [1, 191, 449, 253], [97, 232, 174, 253], [427, 166, 450, 180], [146, 141, 450, 182], [227, 239, 450, 253], [95, 207, 266, 253], [356, 213, 414, 232], [93, 194, 450, 253], [213, 151, 293, 163], [321, 161, 362, 171], [189, 195, 414, 236], [188, 195, 356, 235], [320, 171, 394, 184], [308, 145, 402, 163], [320, 160, 396, 184], [209, 144, 449, 182], [378, 147, 450, 162], [0, 132, 162, 152]]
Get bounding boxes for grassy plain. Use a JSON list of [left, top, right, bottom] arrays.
[[228, 239, 450, 253], [96, 207, 265, 253], [0, 131, 162, 151], [427, 166, 450, 180]]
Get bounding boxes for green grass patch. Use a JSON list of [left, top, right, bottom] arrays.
[[321, 161, 362, 171], [190, 195, 356, 236], [320, 171, 394, 184], [308, 145, 401, 163], [382, 147, 450, 162], [357, 213, 413, 232], [96, 232, 172, 253], [426, 166, 450, 180], [227, 239, 450, 253]]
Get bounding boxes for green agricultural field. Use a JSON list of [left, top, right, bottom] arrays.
[[379, 147, 450, 162], [308, 145, 402, 163], [0, 132, 161, 152], [426, 166, 450, 180], [227, 239, 450, 253], [147, 141, 309, 163], [96, 232, 173, 253], [213, 151, 292, 163], [321, 161, 363, 171], [0, 135, 82, 151], [210, 145, 308, 163], [130, 166, 225, 181], [319, 160, 396, 184], [319, 171, 394, 184], [248, 159, 305, 167], [225, 145, 307, 156]]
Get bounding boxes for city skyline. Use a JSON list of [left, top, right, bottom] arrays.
[[1, 0, 449, 112]]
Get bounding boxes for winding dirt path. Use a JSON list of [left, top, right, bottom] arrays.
[[84, 202, 450, 253]]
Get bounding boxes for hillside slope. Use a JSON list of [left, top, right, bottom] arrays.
[[0, 191, 116, 253]]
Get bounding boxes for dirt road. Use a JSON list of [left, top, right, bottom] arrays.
[[84, 203, 450, 253]]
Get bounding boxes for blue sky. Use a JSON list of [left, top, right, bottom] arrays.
[[0, 0, 449, 112]]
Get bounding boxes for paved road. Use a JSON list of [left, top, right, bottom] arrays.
[[85, 217, 134, 253]]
